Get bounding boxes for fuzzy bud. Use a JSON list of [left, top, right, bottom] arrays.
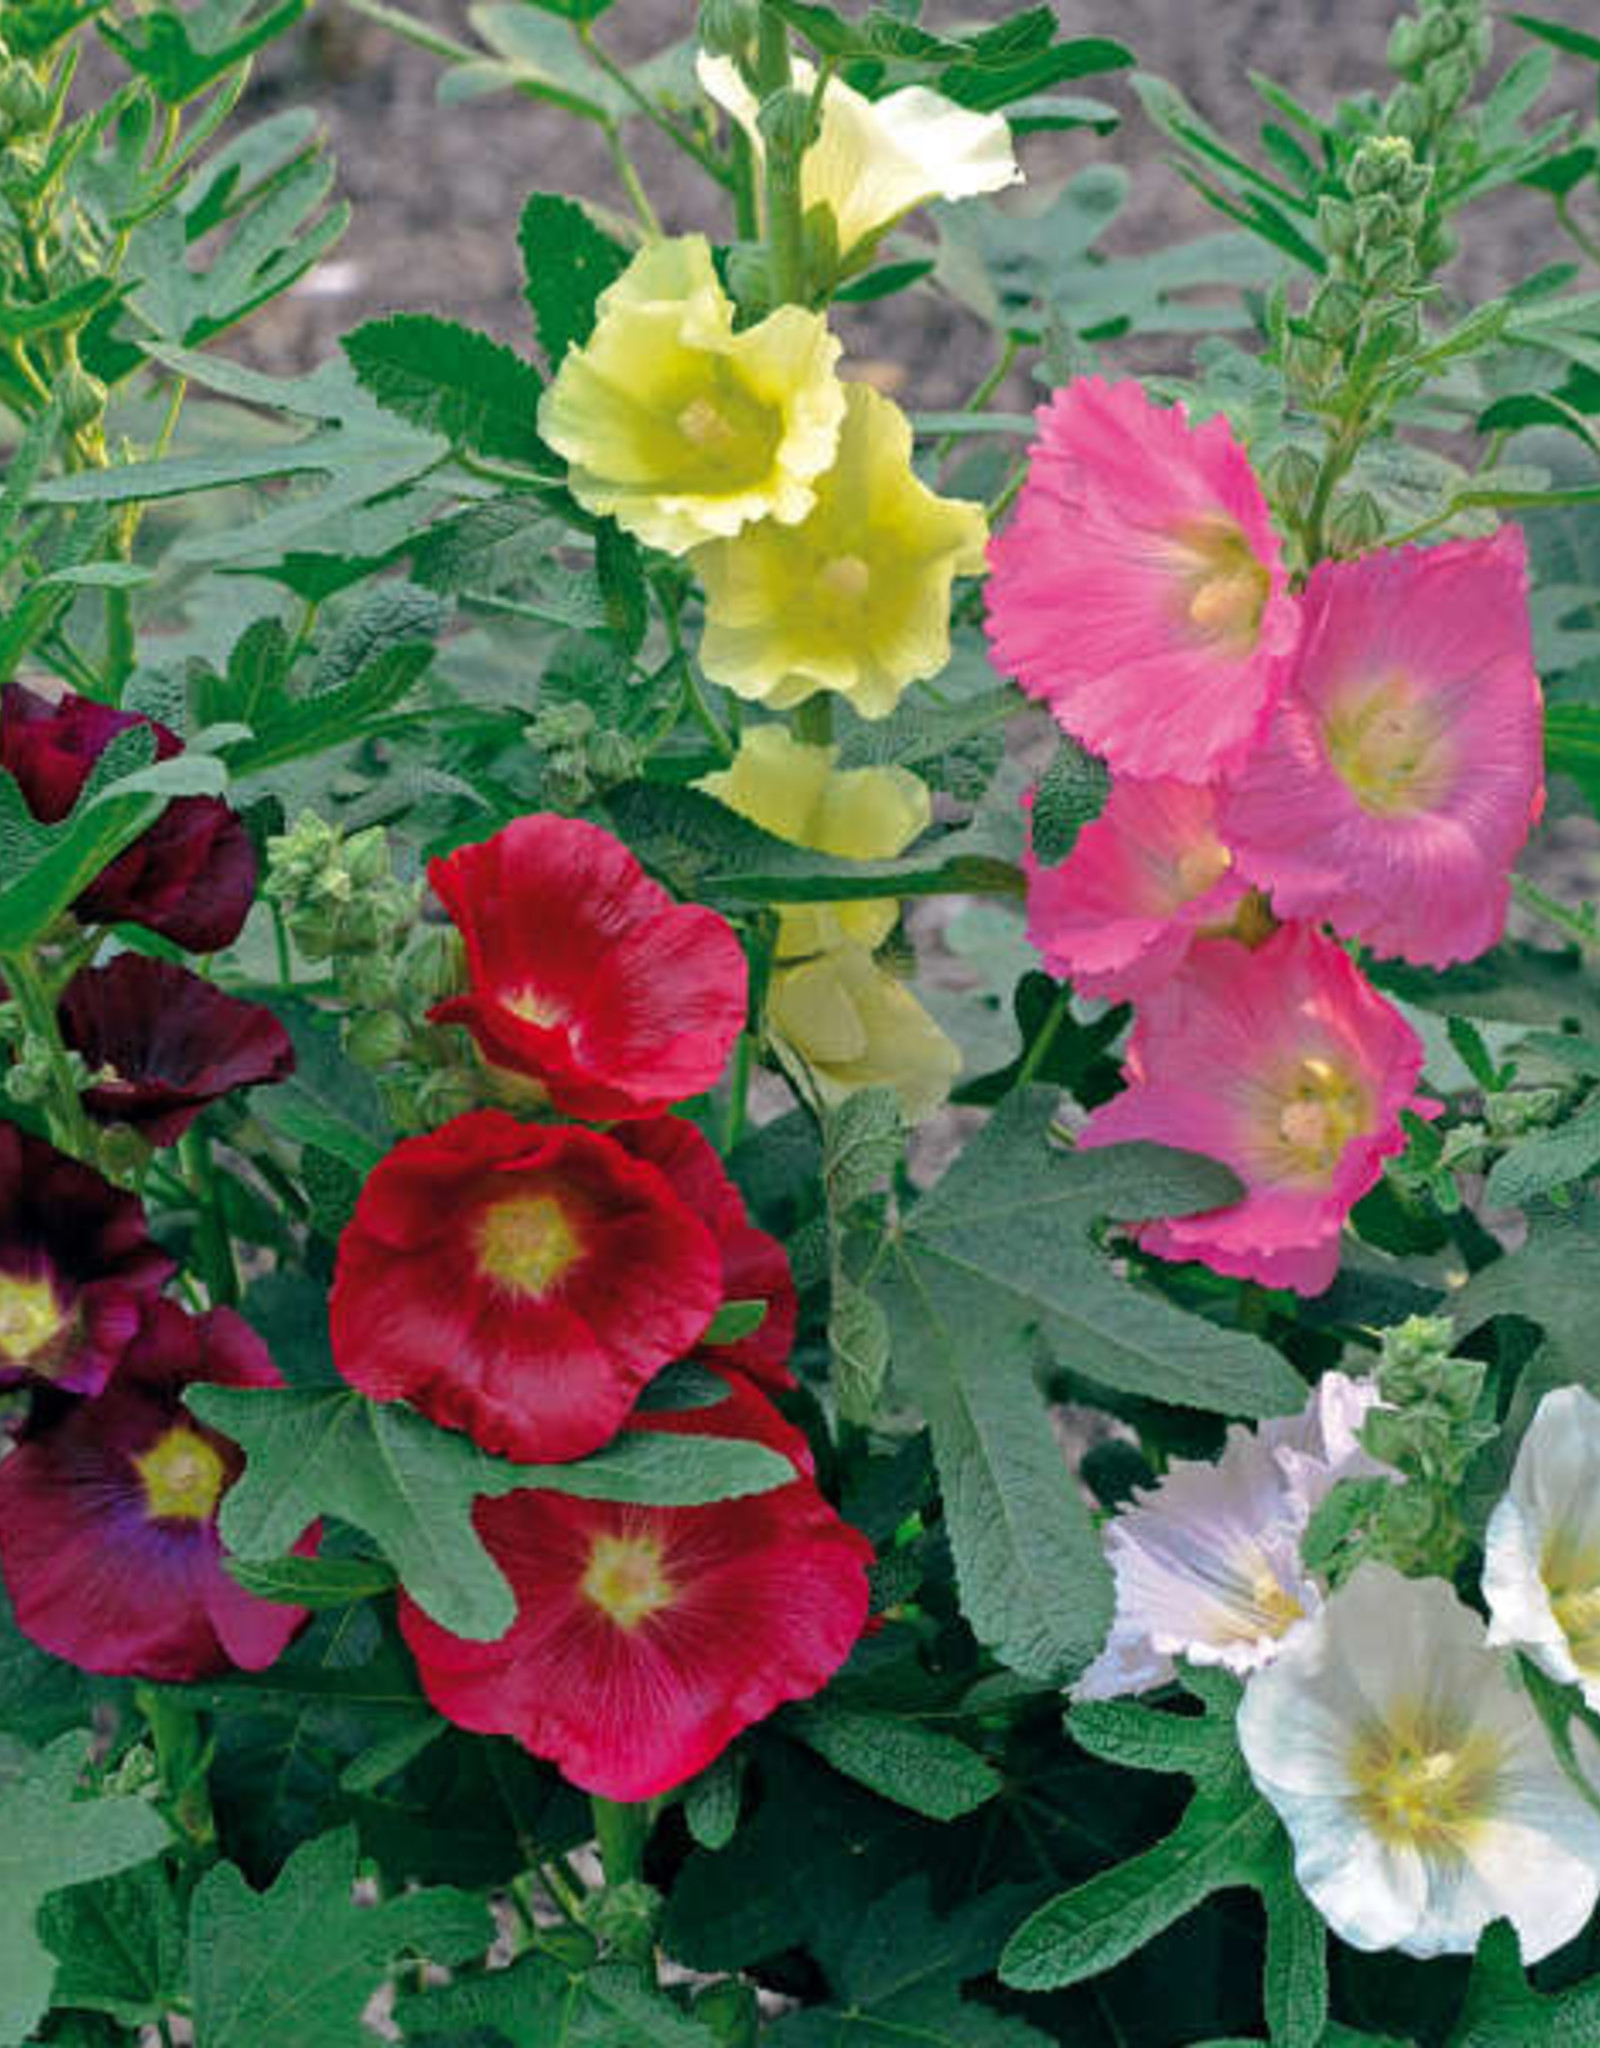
[[758, 86, 817, 157], [57, 364, 108, 433], [584, 727, 641, 787], [1326, 490, 1387, 557], [0, 63, 49, 135], [698, 0, 758, 60], [1263, 444, 1321, 521], [1349, 133, 1419, 198], [1316, 195, 1360, 261], [342, 1010, 410, 1071], [527, 700, 596, 752], [401, 925, 466, 1008]]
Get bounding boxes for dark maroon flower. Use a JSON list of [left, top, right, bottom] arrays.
[[0, 683, 256, 952], [59, 955, 295, 1147], [0, 1122, 174, 1396], [0, 1299, 316, 1681]]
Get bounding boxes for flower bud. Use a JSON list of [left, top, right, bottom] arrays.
[[527, 700, 596, 751], [584, 727, 641, 787], [401, 925, 466, 1008], [1316, 195, 1360, 261], [758, 86, 817, 157], [415, 1067, 481, 1127], [1349, 133, 1418, 197], [698, 0, 758, 60], [1382, 82, 1430, 141], [57, 364, 108, 433], [1426, 53, 1474, 120], [0, 63, 49, 135], [343, 1009, 410, 1071], [1387, 17, 1424, 71], [542, 749, 593, 813], [95, 1123, 152, 1181], [1326, 490, 1386, 557], [1263, 444, 1320, 521], [693, 1980, 761, 2048], [1307, 280, 1364, 342], [343, 825, 393, 890]]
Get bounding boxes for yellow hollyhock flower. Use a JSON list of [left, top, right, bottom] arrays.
[[538, 234, 845, 557], [693, 383, 988, 719], [697, 724, 930, 956], [697, 53, 1020, 265], [768, 941, 959, 1123]]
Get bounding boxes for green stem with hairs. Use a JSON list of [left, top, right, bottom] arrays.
[[0, 946, 95, 1157]]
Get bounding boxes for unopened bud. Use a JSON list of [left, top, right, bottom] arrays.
[[57, 364, 107, 433], [0, 64, 49, 135], [585, 728, 641, 787], [1317, 195, 1360, 261], [95, 1124, 151, 1179], [1263, 444, 1320, 520], [1350, 133, 1418, 197], [758, 86, 817, 157], [1326, 490, 1386, 556], [402, 925, 466, 1008], [1307, 280, 1364, 342], [342, 826, 393, 889], [343, 1010, 409, 1070], [698, 0, 758, 60], [527, 700, 596, 752]]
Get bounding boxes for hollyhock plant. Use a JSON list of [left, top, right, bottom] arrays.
[[1080, 923, 1431, 1295], [59, 954, 295, 1147], [697, 722, 932, 956], [696, 54, 1020, 267], [691, 383, 989, 720], [1076, 1372, 1386, 1699], [985, 379, 1301, 782], [1238, 1564, 1600, 1961], [1025, 777, 1248, 1000], [1484, 1384, 1600, 1708], [538, 235, 845, 556], [429, 814, 748, 1123], [612, 1115, 797, 1391], [0, 1123, 174, 1396], [768, 940, 960, 1123], [0, 683, 256, 952], [331, 1110, 725, 1464], [1220, 530, 1543, 967], [0, 1300, 314, 1680], [398, 1368, 872, 1800]]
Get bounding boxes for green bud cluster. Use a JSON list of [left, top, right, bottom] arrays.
[[1363, 1315, 1496, 1574], [525, 703, 643, 808], [581, 1877, 665, 1964], [1483, 1085, 1568, 1143], [0, 59, 49, 138], [1387, 0, 1491, 137], [264, 813, 417, 964]]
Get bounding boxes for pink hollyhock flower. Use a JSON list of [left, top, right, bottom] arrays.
[[1, 684, 256, 953], [1025, 778, 1247, 1001], [1219, 530, 1543, 967], [0, 1300, 315, 1680], [1080, 924, 1431, 1295], [331, 1111, 725, 1464], [59, 955, 295, 1147], [985, 379, 1300, 782], [429, 815, 748, 1122], [399, 1370, 873, 1800], [0, 1123, 174, 1396], [612, 1116, 797, 1391]]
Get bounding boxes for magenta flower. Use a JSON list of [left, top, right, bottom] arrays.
[[0, 684, 256, 953], [1025, 778, 1247, 1001], [59, 955, 295, 1147], [1080, 924, 1432, 1296], [1219, 530, 1543, 967], [0, 1300, 315, 1680], [0, 1123, 174, 1396], [985, 379, 1301, 783]]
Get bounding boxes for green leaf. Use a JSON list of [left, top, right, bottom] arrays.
[[1510, 13, 1600, 65], [1485, 1098, 1600, 1206], [188, 1827, 490, 2048], [1547, 703, 1600, 815], [186, 1384, 796, 1639], [1001, 1679, 1325, 2048], [0, 1734, 171, 2046], [1029, 737, 1110, 865], [99, 0, 312, 101], [702, 1298, 768, 1346], [41, 1862, 187, 2026], [1449, 1918, 1600, 2043], [518, 192, 629, 367], [343, 314, 551, 467], [785, 1704, 1001, 1821], [1454, 1189, 1600, 1374], [878, 1093, 1301, 1682], [400, 1953, 718, 2046], [766, 1876, 1055, 2048], [0, 1575, 126, 1749], [224, 1553, 398, 1609]]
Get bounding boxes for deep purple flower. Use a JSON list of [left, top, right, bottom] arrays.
[[59, 955, 295, 1147], [0, 1123, 174, 1396], [0, 683, 256, 952], [0, 1300, 315, 1681]]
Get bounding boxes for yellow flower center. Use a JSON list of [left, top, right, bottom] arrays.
[[1274, 1055, 1366, 1181], [662, 367, 782, 492], [0, 1273, 66, 1367], [1543, 1537, 1600, 1674], [819, 552, 871, 604], [1171, 516, 1272, 655], [1324, 676, 1445, 816], [1173, 838, 1232, 901], [135, 1426, 228, 1523], [477, 1194, 583, 1298], [677, 395, 739, 448], [1350, 1709, 1503, 1854], [506, 985, 567, 1030], [581, 1533, 675, 1630]]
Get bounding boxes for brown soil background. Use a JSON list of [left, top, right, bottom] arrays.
[[239, 0, 1600, 399]]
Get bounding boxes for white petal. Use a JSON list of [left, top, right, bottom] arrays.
[[1484, 1384, 1600, 1710]]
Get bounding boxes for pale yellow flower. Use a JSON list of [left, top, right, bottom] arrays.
[[768, 941, 959, 1123], [538, 234, 845, 556], [693, 383, 988, 719], [697, 53, 1020, 263], [697, 724, 930, 955]]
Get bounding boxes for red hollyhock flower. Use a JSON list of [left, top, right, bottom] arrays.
[[613, 1116, 796, 1389], [399, 1369, 873, 1799], [0, 1300, 315, 1680], [428, 814, 748, 1121], [331, 1110, 725, 1463], [0, 683, 256, 952], [59, 955, 295, 1147], [0, 1123, 174, 1396]]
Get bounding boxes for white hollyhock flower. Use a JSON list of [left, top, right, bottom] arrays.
[[1485, 1384, 1600, 1708], [697, 53, 1020, 261], [1073, 1373, 1385, 1701], [1239, 1563, 1600, 1961]]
